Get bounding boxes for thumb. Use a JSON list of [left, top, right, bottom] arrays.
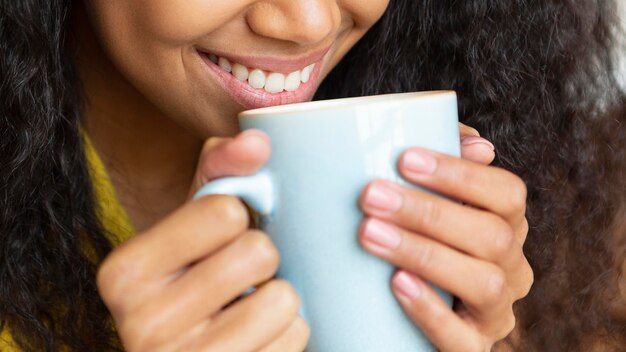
[[187, 129, 271, 199]]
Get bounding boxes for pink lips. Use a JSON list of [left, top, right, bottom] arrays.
[[204, 47, 330, 74], [197, 50, 326, 110]]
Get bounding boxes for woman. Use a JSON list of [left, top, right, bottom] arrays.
[[0, 0, 623, 351]]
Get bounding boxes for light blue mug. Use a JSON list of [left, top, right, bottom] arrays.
[[194, 91, 460, 351]]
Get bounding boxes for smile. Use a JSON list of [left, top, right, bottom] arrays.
[[197, 47, 329, 110], [209, 54, 315, 94]]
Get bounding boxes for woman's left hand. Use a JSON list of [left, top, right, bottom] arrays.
[[358, 124, 533, 351]]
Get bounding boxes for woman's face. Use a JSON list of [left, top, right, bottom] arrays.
[[83, 0, 389, 136]]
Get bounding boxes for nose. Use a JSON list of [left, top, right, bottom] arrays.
[[246, 0, 340, 45]]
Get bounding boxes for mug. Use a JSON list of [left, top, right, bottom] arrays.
[[194, 91, 460, 351]]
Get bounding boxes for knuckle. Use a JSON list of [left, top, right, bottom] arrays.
[[413, 196, 442, 230], [412, 240, 436, 272], [526, 263, 535, 289], [96, 257, 117, 300], [519, 259, 535, 298], [243, 230, 280, 276], [453, 163, 477, 186], [289, 316, 311, 348], [117, 316, 158, 352], [507, 175, 528, 213], [193, 195, 250, 236], [502, 313, 517, 338], [96, 252, 141, 307], [519, 218, 530, 241], [492, 309, 517, 341], [490, 220, 516, 261], [205, 195, 250, 231], [264, 279, 301, 315], [482, 268, 507, 305], [471, 336, 488, 352], [262, 316, 310, 352]]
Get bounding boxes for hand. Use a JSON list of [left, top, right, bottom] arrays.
[[97, 130, 309, 352], [358, 123, 533, 351]]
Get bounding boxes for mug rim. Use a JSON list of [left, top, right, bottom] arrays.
[[239, 90, 456, 118]]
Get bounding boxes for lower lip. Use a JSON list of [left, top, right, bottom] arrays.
[[198, 51, 324, 110]]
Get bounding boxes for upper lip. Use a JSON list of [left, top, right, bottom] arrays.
[[196, 46, 331, 74]]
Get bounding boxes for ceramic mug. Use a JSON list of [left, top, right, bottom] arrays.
[[194, 91, 460, 351]]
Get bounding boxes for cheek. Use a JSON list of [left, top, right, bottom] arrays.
[[83, 1, 244, 105], [84, 1, 187, 110], [88, 0, 251, 46], [85, 0, 266, 75], [125, 0, 252, 44]]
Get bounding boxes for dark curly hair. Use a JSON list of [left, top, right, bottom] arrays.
[[0, 0, 118, 351], [1, 0, 625, 351]]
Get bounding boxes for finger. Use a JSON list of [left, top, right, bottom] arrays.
[[121, 229, 280, 343], [397, 148, 528, 227], [117, 321, 214, 352], [187, 129, 271, 198], [199, 279, 301, 352], [460, 135, 495, 165], [359, 180, 534, 300], [458, 122, 495, 165], [163, 230, 279, 330], [391, 270, 487, 352], [257, 316, 310, 352], [458, 122, 480, 138], [455, 301, 516, 344], [97, 195, 250, 304], [358, 218, 512, 325], [360, 180, 523, 265]]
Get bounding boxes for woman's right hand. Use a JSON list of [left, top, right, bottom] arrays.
[[97, 130, 310, 352]]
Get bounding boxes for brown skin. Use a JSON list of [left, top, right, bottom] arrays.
[[77, 0, 388, 231], [77, 0, 532, 350]]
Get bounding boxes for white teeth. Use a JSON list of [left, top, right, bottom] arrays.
[[210, 53, 315, 93], [248, 69, 266, 89], [284, 71, 301, 91], [265, 73, 286, 93], [232, 63, 249, 81], [301, 64, 314, 83], [218, 57, 232, 73]]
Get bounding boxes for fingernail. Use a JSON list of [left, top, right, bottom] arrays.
[[362, 218, 401, 249], [393, 271, 422, 300], [460, 136, 495, 151], [364, 182, 402, 212], [402, 150, 437, 175]]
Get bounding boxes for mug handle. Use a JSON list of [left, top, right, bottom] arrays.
[[192, 168, 277, 297], [193, 168, 276, 217]]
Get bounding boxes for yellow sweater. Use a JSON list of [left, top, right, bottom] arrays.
[[0, 134, 135, 351]]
